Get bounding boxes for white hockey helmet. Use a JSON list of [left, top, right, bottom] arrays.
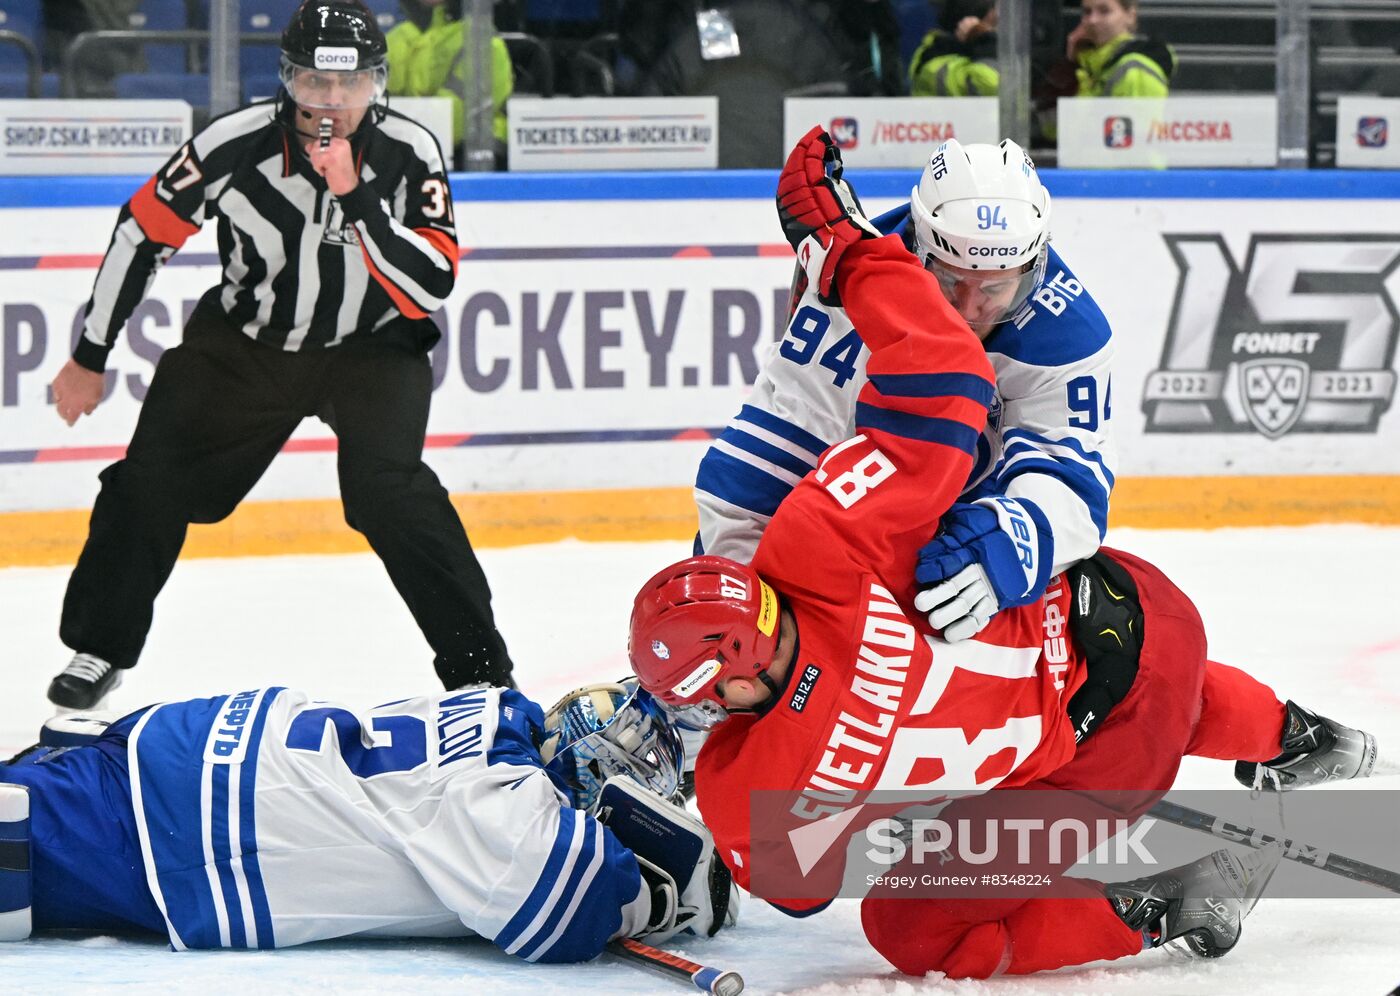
[[909, 138, 1052, 333]]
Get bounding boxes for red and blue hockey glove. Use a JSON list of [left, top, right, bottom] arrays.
[[913, 496, 1054, 641], [776, 126, 880, 304]]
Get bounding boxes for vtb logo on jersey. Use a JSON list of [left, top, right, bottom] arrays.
[[1142, 234, 1400, 439]]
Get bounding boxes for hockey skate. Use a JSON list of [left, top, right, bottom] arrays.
[[47, 653, 122, 711], [1234, 700, 1378, 792], [1105, 844, 1281, 958]]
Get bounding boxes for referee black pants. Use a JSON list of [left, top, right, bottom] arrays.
[[60, 305, 513, 690]]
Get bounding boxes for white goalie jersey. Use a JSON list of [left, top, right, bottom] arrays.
[[696, 211, 1116, 573], [122, 685, 648, 959]]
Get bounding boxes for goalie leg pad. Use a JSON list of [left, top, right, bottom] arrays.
[[596, 776, 737, 945], [0, 784, 31, 941]]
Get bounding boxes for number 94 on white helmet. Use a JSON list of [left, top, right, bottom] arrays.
[[908, 138, 1051, 335]]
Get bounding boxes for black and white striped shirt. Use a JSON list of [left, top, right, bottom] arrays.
[[73, 101, 458, 372]]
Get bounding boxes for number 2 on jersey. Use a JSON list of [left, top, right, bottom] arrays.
[[781, 306, 864, 388], [285, 707, 427, 778]]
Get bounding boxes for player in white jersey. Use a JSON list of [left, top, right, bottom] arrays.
[[0, 682, 734, 960], [697, 137, 1115, 644]]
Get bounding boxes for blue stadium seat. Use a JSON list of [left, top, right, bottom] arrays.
[[243, 71, 282, 102], [130, 0, 193, 74], [114, 71, 210, 101], [241, 0, 291, 78], [0, 0, 42, 75]]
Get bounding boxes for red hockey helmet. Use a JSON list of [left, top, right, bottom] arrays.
[[628, 556, 782, 729]]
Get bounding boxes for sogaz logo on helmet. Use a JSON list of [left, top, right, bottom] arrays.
[[1143, 233, 1400, 439], [968, 245, 1020, 257], [314, 46, 359, 70]]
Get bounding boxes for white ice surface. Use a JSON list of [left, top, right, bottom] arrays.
[[2, 526, 1399, 994]]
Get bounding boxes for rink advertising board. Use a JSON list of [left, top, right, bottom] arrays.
[[1335, 96, 1400, 169], [507, 97, 719, 171], [783, 97, 999, 168], [0, 100, 192, 175], [1, 169, 1400, 558], [1057, 96, 1278, 168]]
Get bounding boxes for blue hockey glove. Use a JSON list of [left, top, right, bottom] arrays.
[[913, 496, 1053, 642], [596, 776, 738, 944]]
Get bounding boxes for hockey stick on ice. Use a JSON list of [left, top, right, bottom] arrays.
[[606, 937, 745, 995], [1148, 799, 1400, 896]]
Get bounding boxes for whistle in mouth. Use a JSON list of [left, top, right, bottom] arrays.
[[318, 117, 332, 150]]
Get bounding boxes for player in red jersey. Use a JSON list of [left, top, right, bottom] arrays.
[[626, 128, 1382, 979]]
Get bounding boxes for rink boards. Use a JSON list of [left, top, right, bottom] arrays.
[[1, 169, 1398, 564]]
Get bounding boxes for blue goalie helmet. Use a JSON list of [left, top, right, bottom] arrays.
[[540, 679, 684, 811]]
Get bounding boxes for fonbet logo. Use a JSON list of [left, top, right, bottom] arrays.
[[1143, 234, 1400, 439], [1103, 116, 1133, 148], [314, 46, 359, 70], [829, 117, 858, 149], [1358, 116, 1388, 148]]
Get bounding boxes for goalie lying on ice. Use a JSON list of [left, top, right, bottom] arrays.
[[0, 682, 735, 958]]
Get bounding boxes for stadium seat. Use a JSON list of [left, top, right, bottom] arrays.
[[114, 70, 209, 101], [243, 71, 281, 102], [130, 0, 193, 74], [500, 32, 554, 98], [0, 0, 41, 76], [240, 0, 287, 79], [0, 32, 40, 97]]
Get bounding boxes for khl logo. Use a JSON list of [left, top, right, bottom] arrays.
[[1143, 234, 1400, 439]]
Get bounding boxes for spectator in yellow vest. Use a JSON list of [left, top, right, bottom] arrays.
[[386, 0, 514, 163], [909, 0, 998, 97], [1066, 0, 1174, 97]]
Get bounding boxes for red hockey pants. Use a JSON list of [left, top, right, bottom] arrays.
[[861, 548, 1288, 979]]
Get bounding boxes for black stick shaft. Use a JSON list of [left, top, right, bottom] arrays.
[[1149, 799, 1400, 895]]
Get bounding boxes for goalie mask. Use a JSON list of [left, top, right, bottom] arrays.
[[628, 556, 782, 731], [279, 0, 388, 114], [539, 680, 683, 812], [909, 138, 1051, 334]]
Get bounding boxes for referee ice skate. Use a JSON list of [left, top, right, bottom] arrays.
[[45, 0, 512, 708]]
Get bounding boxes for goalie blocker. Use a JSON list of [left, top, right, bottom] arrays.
[[0, 784, 30, 941], [596, 776, 737, 944]]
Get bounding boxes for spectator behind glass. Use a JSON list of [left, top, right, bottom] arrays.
[[909, 0, 998, 97], [618, 0, 902, 168], [1066, 0, 1174, 97], [43, 0, 143, 95], [385, 0, 514, 167]]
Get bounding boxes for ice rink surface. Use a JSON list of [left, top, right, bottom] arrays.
[[2, 525, 1399, 994]]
